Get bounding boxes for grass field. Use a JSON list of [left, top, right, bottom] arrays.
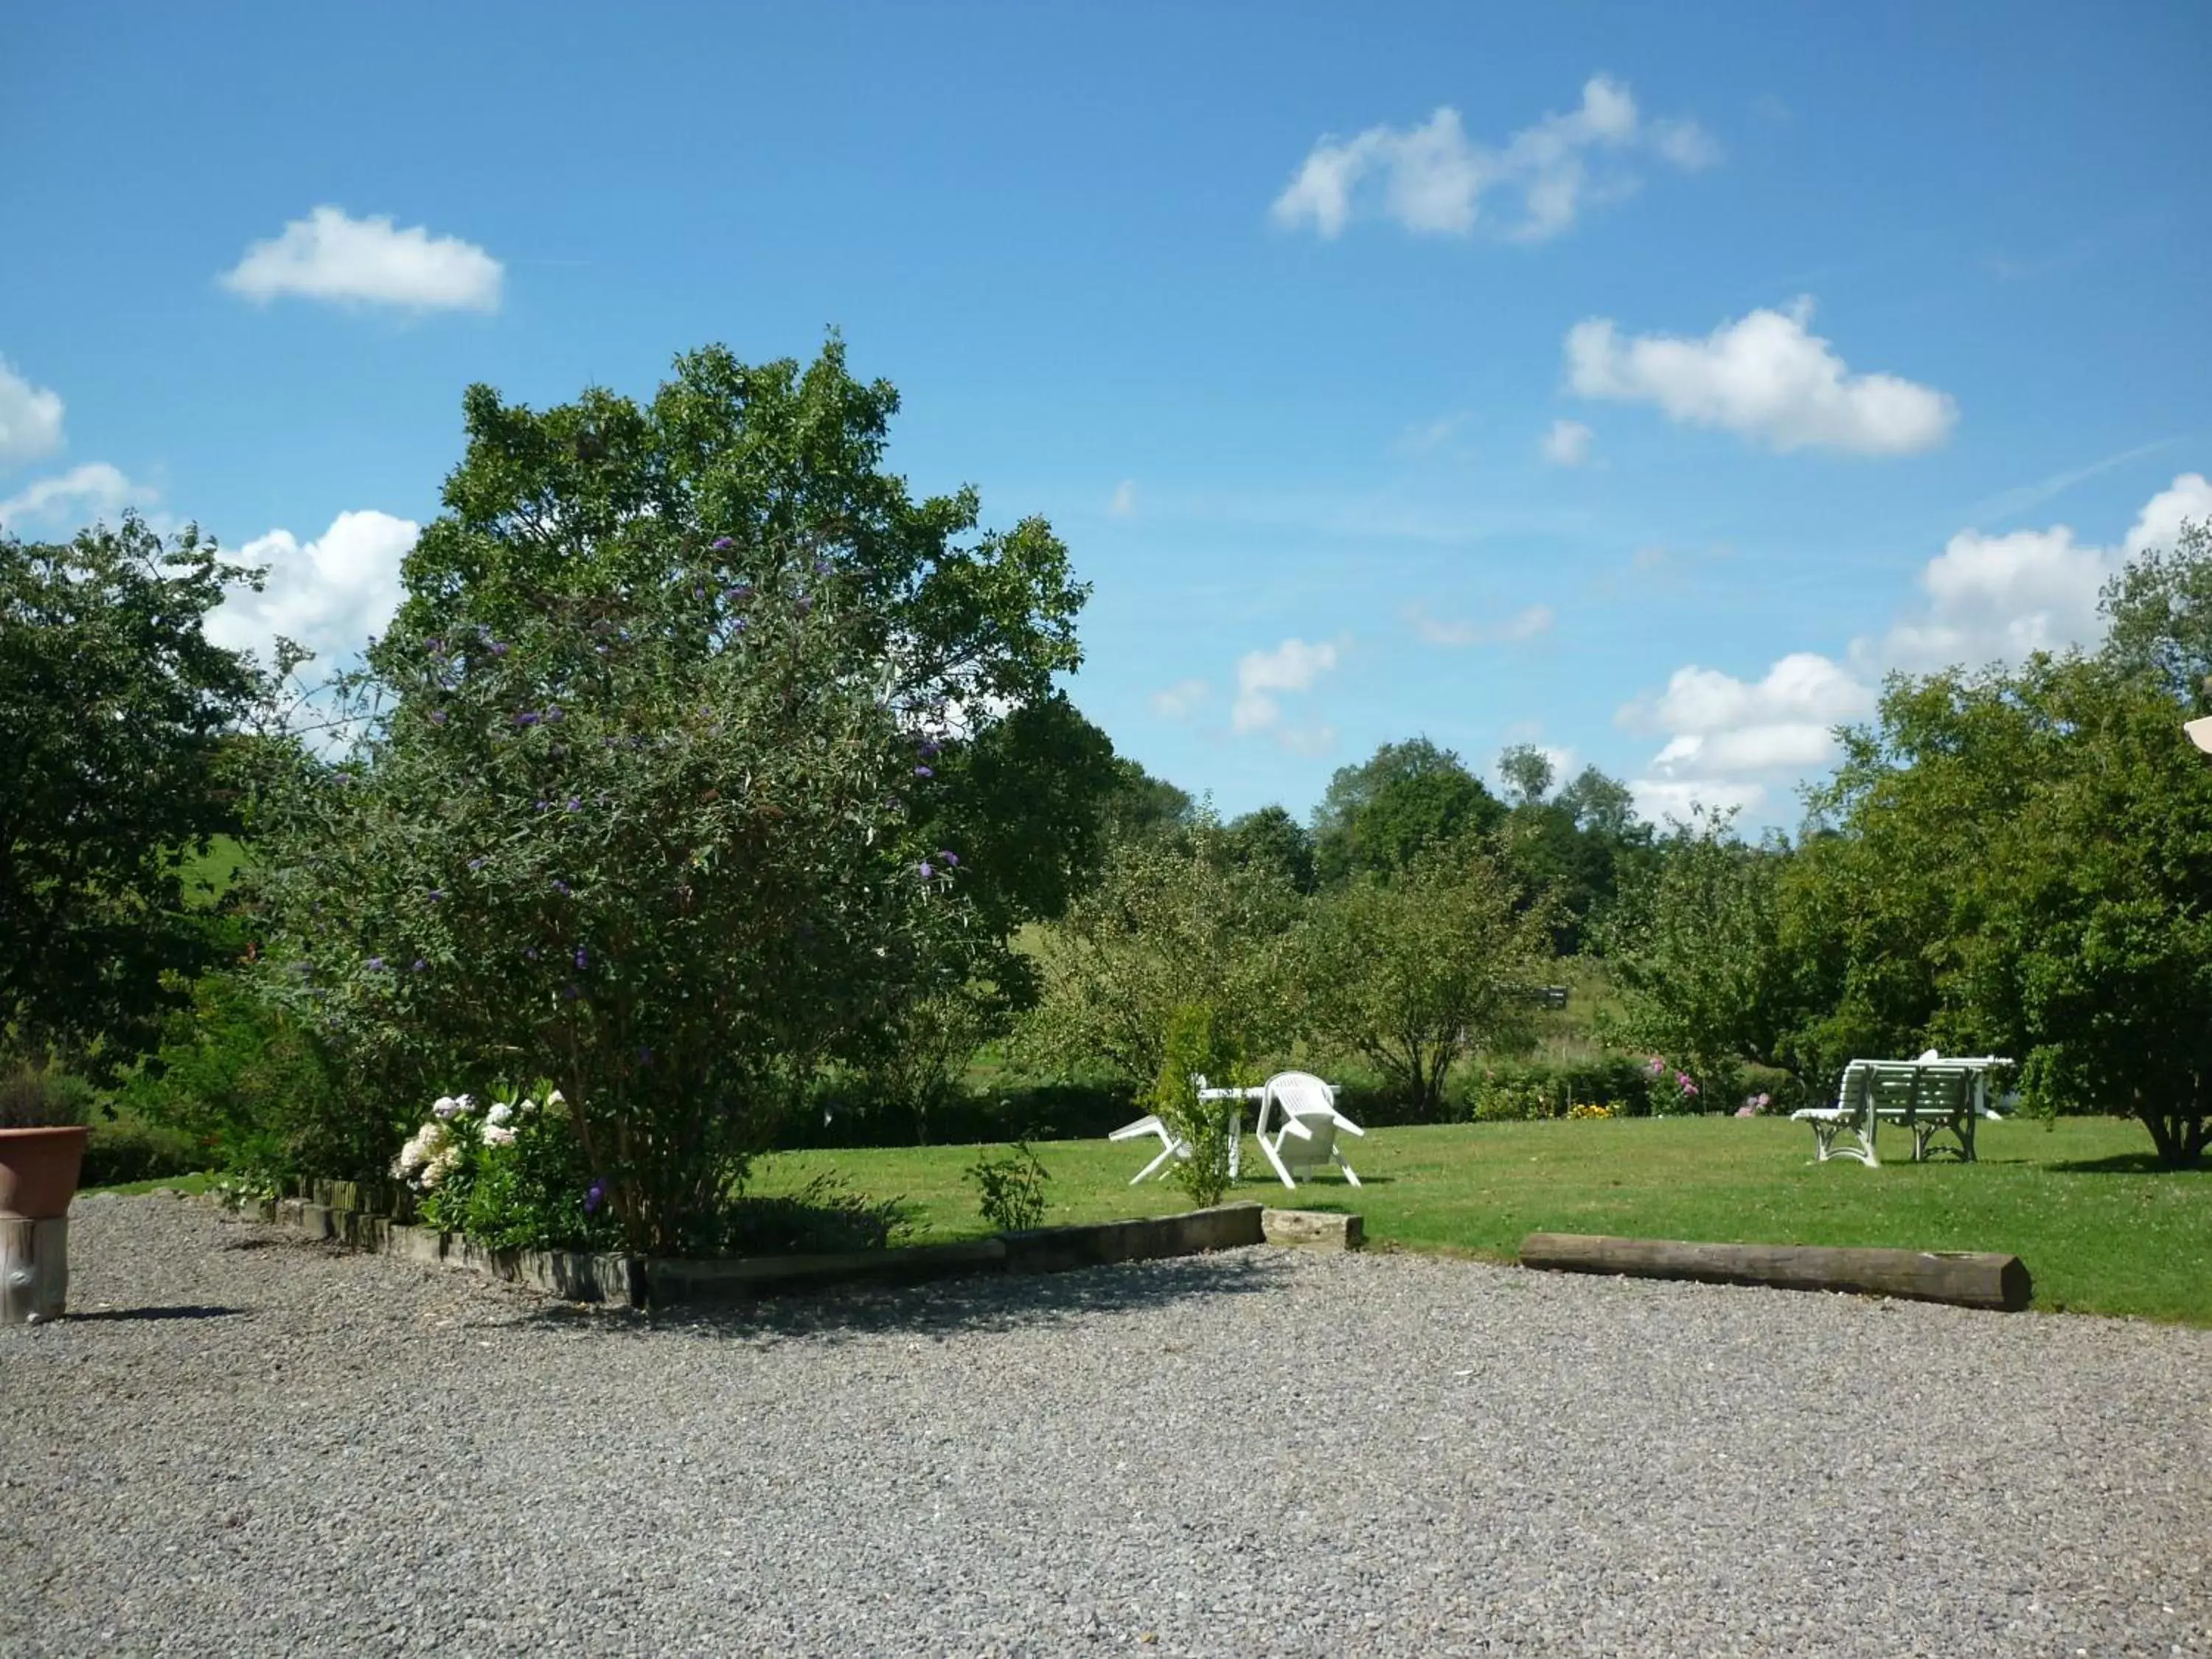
[[745, 1116, 2210, 1325], [97, 1116, 2206, 1324]]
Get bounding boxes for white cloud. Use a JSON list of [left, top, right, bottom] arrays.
[[1565, 298, 1957, 455], [1271, 74, 1716, 243], [1406, 601, 1553, 647], [1108, 479, 1136, 518], [1621, 473, 2212, 824], [2123, 470, 2212, 559], [1542, 419, 1593, 466], [1232, 637, 1338, 734], [1150, 677, 1210, 720], [1865, 471, 2212, 673], [0, 462, 144, 530], [220, 206, 504, 313], [211, 509, 420, 665], [0, 358, 65, 466]]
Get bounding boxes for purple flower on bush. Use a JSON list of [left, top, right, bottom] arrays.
[[489, 640, 510, 657], [574, 945, 589, 970], [584, 1178, 608, 1216], [913, 765, 933, 779], [566, 797, 582, 812], [918, 739, 942, 759], [918, 859, 936, 880], [552, 878, 571, 897], [731, 617, 748, 636], [366, 957, 386, 971], [515, 710, 541, 728], [938, 849, 959, 867], [725, 583, 754, 602], [711, 536, 734, 551], [428, 709, 448, 726], [428, 888, 444, 902], [793, 594, 813, 617], [813, 557, 833, 576], [411, 959, 428, 974], [427, 637, 445, 655], [468, 857, 485, 872], [545, 706, 564, 723], [1646, 1056, 1666, 1076]]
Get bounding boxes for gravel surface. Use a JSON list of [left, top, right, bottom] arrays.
[[1, 1194, 2206, 1657]]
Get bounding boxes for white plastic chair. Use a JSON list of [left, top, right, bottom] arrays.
[[1109, 1113, 1190, 1185], [1254, 1071, 1363, 1189]]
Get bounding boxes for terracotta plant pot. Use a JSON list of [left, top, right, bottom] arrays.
[[0, 1125, 91, 1220]]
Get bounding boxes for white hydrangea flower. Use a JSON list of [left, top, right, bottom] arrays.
[[483, 1124, 518, 1148], [544, 1090, 565, 1110], [487, 1100, 514, 1127], [431, 1095, 460, 1119]]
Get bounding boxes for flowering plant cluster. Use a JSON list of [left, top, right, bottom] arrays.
[[1734, 1091, 1775, 1118], [389, 1081, 613, 1249], [1645, 1055, 1705, 1116], [1567, 1101, 1619, 1120]]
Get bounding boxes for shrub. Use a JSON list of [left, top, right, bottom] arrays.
[[122, 967, 376, 1185], [966, 1140, 1050, 1232], [1301, 841, 1556, 1118], [0, 1061, 94, 1128], [1467, 1054, 1660, 1121], [1147, 1004, 1245, 1208]]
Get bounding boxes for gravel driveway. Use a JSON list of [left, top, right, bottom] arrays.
[[2, 1194, 2205, 1657]]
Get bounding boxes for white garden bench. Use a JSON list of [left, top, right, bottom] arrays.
[[1792, 1054, 2011, 1167]]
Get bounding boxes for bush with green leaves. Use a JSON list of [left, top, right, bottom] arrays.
[[965, 1139, 1050, 1231], [123, 964, 372, 1183], [1301, 841, 1556, 1119], [1144, 1002, 1251, 1208], [1020, 821, 1303, 1090]]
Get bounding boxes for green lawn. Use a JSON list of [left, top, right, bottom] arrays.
[[747, 1115, 2211, 1325]]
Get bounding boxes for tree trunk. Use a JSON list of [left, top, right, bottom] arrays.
[[0, 1216, 69, 1324]]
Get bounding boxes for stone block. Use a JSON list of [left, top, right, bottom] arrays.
[[1262, 1208, 1365, 1250]]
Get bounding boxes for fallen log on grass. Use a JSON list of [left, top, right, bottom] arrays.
[[1519, 1232, 2031, 1312]]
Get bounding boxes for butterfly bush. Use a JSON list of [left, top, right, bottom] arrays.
[[258, 542, 977, 1254]]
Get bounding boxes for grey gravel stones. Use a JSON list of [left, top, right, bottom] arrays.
[[1, 1194, 2206, 1656]]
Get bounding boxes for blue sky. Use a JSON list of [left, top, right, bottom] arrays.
[[5, 1, 2208, 827]]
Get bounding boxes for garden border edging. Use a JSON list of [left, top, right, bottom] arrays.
[[215, 1187, 1268, 1310]]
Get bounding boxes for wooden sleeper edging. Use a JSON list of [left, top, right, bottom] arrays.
[[215, 1193, 1273, 1310]]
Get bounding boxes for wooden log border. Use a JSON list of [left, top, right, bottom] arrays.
[[1519, 1231, 2032, 1312], [217, 1188, 1269, 1310]]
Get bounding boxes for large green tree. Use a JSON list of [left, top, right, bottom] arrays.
[[0, 516, 264, 1072], [1947, 657, 2212, 1166], [378, 337, 1103, 973], [1311, 737, 1504, 884]]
